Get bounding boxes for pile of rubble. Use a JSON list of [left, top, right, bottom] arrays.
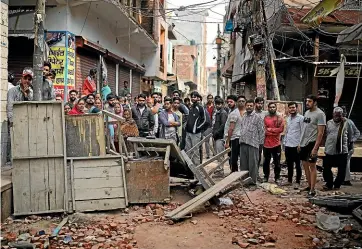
[[1, 203, 181, 249]]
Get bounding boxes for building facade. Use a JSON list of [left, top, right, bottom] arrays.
[[1, 0, 8, 166]]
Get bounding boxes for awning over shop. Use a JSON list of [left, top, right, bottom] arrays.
[[336, 23, 362, 44], [221, 55, 234, 78]]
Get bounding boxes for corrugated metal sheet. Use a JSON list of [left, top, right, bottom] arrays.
[[132, 71, 141, 97], [75, 48, 98, 95]]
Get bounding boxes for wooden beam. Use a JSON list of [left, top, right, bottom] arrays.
[[102, 110, 125, 122], [207, 157, 229, 176], [165, 171, 248, 220], [136, 147, 167, 152], [164, 145, 171, 170], [196, 148, 230, 169], [181, 150, 211, 189]]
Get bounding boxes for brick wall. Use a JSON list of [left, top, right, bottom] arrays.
[[1, 1, 8, 166], [175, 45, 198, 84]]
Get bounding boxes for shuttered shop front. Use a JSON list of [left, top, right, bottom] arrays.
[[132, 71, 142, 98], [118, 66, 130, 96], [105, 58, 117, 94], [8, 37, 33, 83], [75, 48, 98, 94]]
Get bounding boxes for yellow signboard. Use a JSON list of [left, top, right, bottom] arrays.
[[301, 0, 343, 25]]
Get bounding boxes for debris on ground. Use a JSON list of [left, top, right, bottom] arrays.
[[260, 183, 287, 195]]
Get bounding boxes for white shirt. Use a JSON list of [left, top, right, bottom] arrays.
[[139, 106, 145, 115], [284, 114, 304, 147]]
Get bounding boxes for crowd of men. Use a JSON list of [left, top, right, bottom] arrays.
[[7, 66, 361, 197]]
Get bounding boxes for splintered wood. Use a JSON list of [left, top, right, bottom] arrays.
[[166, 171, 248, 220]]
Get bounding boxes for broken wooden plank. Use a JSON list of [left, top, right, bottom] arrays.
[[186, 133, 212, 155], [165, 171, 248, 220], [208, 157, 229, 176], [164, 145, 171, 170], [196, 148, 230, 169], [136, 147, 167, 152], [181, 150, 211, 189]]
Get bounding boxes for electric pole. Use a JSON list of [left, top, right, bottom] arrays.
[[216, 24, 222, 96], [32, 0, 46, 101]]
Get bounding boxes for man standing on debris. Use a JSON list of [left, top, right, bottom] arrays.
[[7, 68, 34, 126], [299, 95, 326, 197], [283, 102, 304, 188], [341, 106, 360, 186], [322, 107, 349, 190], [131, 93, 155, 137], [185, 91, 207, 165], [158, 97, 181, 142], [239, 100, 265, 183], [263, 102, 284, 184], [212, 98, 228, 177], [203, 94, 215, 159], [224, 95, 246, 172]]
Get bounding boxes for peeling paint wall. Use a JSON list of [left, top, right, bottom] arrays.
[[1, 0, 8, 166]]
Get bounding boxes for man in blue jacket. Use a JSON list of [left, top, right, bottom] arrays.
[[185, 91, 207, 165], [158, 97, 181, 142]]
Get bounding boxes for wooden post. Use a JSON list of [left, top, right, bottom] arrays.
[[312, 34, 320, 96], [32, 0, 46, 100]]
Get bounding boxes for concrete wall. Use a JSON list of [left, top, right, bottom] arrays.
[[1, 0, 8, 166]]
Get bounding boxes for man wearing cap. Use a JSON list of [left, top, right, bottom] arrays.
[[322, 107, 350, 190], [7, 67, 34, 126]]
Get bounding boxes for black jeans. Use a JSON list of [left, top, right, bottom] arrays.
[[323, 154, 348, 189], [229, 139, 240, 172], [285, 146, 302, 183], [263, 145, 281, 180]]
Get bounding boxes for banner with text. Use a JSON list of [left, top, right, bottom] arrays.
[[46, 31, 76, 99]]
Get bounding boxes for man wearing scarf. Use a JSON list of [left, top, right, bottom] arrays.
[[322, 107, 350, 190]]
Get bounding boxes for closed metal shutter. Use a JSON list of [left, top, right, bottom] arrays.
[[119, 66, 130, 96], [105, 59, 116, 94], [75, 48, 98, 95], [132, 71, 141, 97]]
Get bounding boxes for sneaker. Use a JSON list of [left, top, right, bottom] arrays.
[[294, 183, 300, 190], [302, 186, 311, 192], [334, 186, 341, 190], [342, 181, 352, 186], [263, 177, 269, 183], [281, 181, 292, 186], [307, 190, 316, 198]]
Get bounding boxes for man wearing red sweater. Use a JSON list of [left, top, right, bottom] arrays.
[[263, 102, 284, 183]]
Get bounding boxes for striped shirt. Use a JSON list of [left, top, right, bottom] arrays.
[[239, 111, 265, 148]]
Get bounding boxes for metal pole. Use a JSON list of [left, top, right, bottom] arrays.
[[32, 0, 46, 101], [216, 24, 222, 96]]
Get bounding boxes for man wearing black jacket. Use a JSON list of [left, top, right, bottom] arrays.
[[185, 91, 207, 165], [212, 98, 228, 176], [131, 93, 155, 137]]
